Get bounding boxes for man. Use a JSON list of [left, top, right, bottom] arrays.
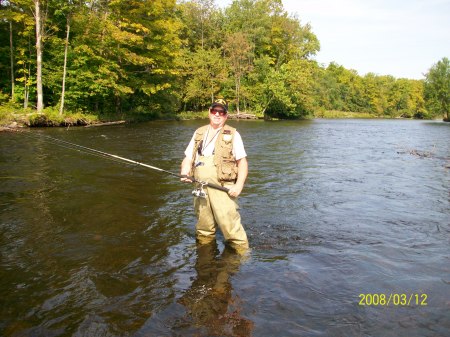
[[180, 98, 249, 250]]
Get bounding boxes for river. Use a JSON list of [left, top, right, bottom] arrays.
[[1, 119, 449, 336]]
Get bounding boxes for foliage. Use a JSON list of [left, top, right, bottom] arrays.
[[424, 57, 450, 120], [0, 0, 446, 121], [312, 63, 429, 119], [180, 47, 226, 110], [315, 110, 376, 119]]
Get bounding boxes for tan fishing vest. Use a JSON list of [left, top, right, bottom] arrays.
[[190, 124, 238, 183]]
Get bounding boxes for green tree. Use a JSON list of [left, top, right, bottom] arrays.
[[246, 55, 284, 117], [177, 0, 221, 51], [181, 47, 226, 110], [424, 57, 450, 121], [55, 0, 181, 114], [2, 0, 36, 108], [274, 59, 317, 118], [33, 0, 44, 112], [223, 0, 319, 65], [223, 0, 271, 59], [409, 80, 426, 118], [324, 63, 365, 112], [223, 32, 253, 114], [0, 1, 17, 100], [220, 0, 319, 116]]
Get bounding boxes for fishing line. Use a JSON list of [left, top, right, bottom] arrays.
[[33, 132, 149, 168], [4, 127, 229, 193], [14, 130, 134, 167]]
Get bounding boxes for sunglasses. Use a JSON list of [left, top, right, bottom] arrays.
[[210, 108, 227, 116]]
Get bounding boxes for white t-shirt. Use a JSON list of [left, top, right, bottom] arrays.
[[184, 126, 247, 161]]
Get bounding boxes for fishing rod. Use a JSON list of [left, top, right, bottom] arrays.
[[3, 127, 229, 195]]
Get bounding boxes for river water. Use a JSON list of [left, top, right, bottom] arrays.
[[1, 119, 449, 337]]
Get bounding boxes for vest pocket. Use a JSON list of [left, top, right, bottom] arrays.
[[221, 159, 237, 179]]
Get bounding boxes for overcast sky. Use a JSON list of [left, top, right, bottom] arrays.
[[214, 0, 450, 79]]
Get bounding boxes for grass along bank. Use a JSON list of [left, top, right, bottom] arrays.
[[1, 104, 215, 128], [315, 110, 381, 119], [1, 104, 440, 129], [0, 104, 100, 128]]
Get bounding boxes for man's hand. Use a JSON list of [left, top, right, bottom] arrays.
[[228, 183, 243, 198], [227, 157, 248, 198], [180, 174, 194, 183]]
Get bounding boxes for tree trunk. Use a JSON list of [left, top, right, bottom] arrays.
[[9, 20, 15, 100], [59, 17, 70, 116], [235, 74, 241, 114], [24, 64, 29, 109], [24, 39, 32, 109], [210, 81, 214, 103], [34, 0, 44, 113]]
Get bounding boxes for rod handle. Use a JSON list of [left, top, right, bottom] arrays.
[[180, 175, 230, 193], [205, 182, 230, 193]]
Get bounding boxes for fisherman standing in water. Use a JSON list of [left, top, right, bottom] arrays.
[[180, 99, 249, 251]]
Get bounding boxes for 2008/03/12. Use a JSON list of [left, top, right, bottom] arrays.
[[359, 293, 428, 306]]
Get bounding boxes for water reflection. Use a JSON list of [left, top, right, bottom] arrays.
[[178, 242, 253, 336], [137, 242, 253, 336]]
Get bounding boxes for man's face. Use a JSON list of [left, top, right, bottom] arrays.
[[209, 106, 228, 128]]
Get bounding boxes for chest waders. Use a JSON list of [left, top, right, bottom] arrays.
[[193, 155, 248, 250]]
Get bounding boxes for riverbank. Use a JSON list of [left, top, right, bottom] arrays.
[[0, 107, 261, 128], [0, 105, 98, 128], [1, 105, 446, 129], [177, 110, 260, 120]]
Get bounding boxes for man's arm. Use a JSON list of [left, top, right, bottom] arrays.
[[228, 157, 248, 197], [180, 157, 193, 182]]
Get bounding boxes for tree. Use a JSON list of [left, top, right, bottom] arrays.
[[54, 0, 77, 115], [223, 32, 253, 114], [223, 0, 319, 63], [424, 57, 450, 121], [269, 59, 316, 119], [181, 47, 227, 110], [53, 0, 182, 114], [246, 55, 283, 117], [33, 0, 44, 112], [4, 0, 36, 108], [2, 1, 17, 101], [178, 0, 218, 51], [223, 0, 271, 59]]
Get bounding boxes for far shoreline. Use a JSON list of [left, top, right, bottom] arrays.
[[1, 109, 448, 130]]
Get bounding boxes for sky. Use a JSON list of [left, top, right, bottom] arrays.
[[214, 0, 450, 79]]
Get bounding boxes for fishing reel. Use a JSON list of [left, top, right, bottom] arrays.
[[192, 183, 207, 198]]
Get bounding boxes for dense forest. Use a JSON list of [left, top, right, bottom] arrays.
[[0, 0, 449, 122]]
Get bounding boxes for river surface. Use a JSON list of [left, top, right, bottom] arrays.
[[1, 119, 449, 337]]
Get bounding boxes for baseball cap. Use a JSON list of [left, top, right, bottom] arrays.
[[210, 98, 228, 112]]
